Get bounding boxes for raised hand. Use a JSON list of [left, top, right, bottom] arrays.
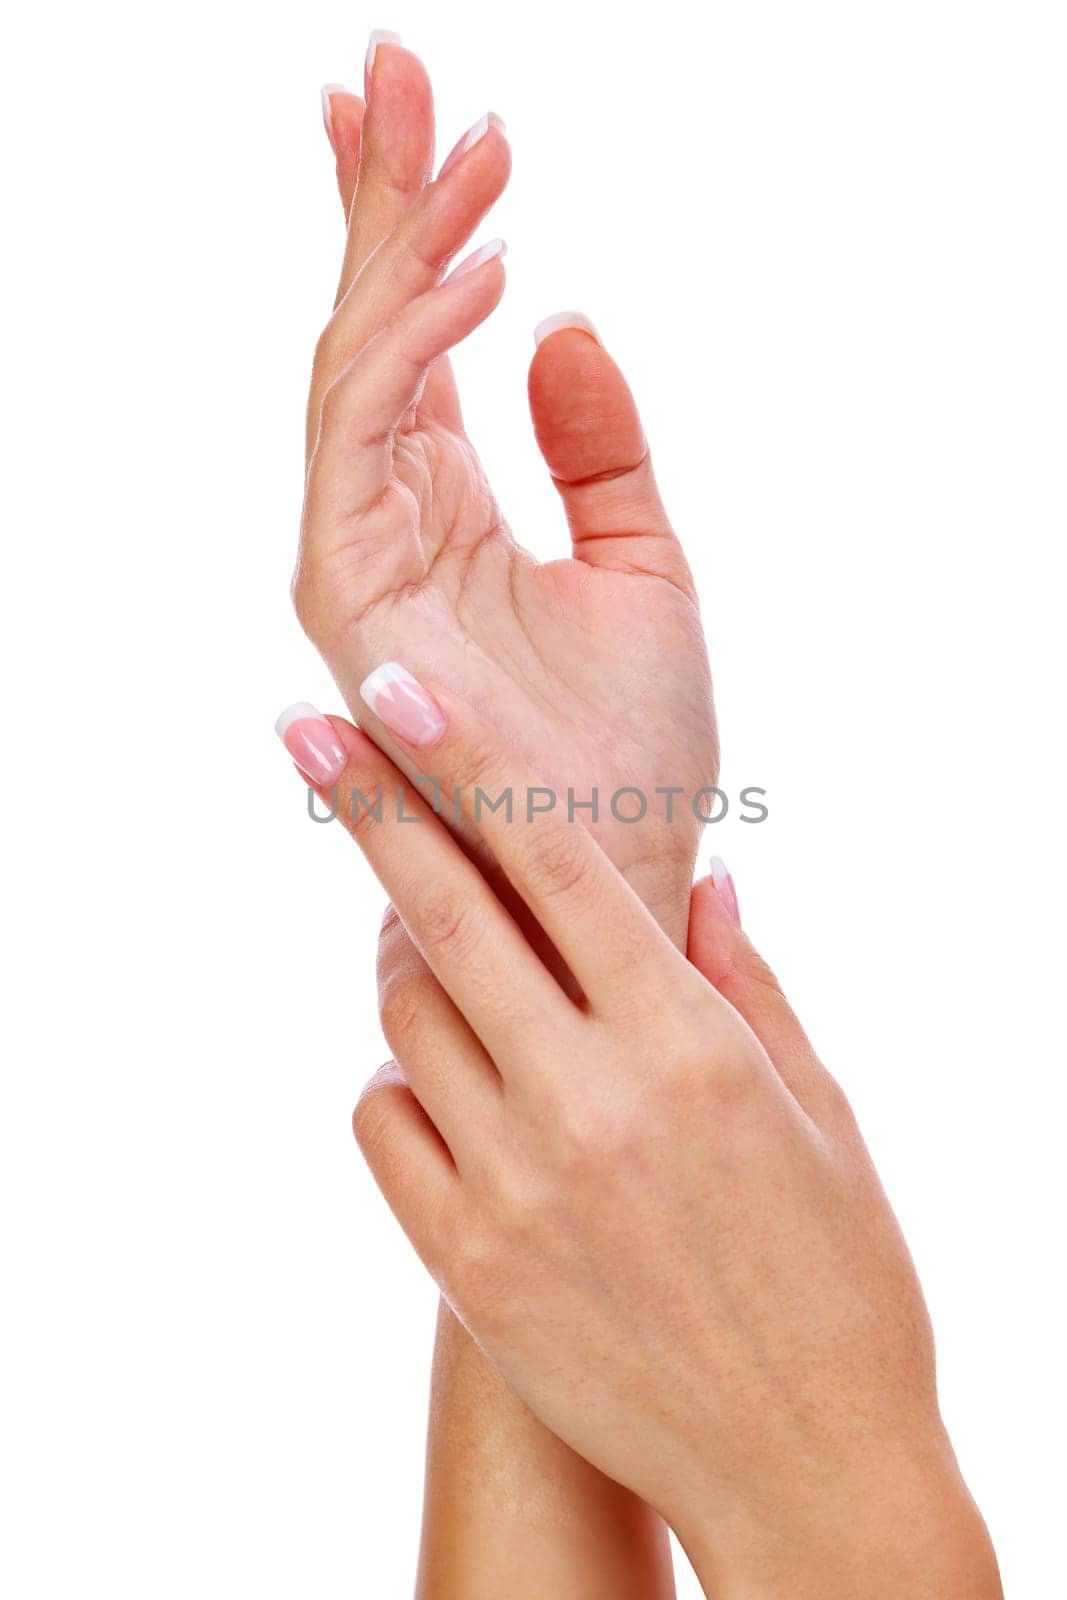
[[297, 43, 716, 941]]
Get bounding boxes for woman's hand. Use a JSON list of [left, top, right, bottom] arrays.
[[304, 49, 708, 1596], [295, 40, 716, 943], [277, 675, 1001, 1600]]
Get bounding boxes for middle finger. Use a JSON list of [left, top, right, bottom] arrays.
[[306, 114, 510, 461], [337, 34, 433, 308]]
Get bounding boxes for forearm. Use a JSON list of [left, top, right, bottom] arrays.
[[415, 857, 692, 1598], [417, 1303, 674, 1599]]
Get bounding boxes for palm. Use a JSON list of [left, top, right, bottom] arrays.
[[318, 400, 717, 926]]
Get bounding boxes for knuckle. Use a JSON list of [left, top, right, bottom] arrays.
[[522, 825, 599, 909], [289, 554, 338, 649], [378, 970, 427, 1055], [312, 322, 341, 386], [547, 1083, 645, 1177], [449, 1229, 518, 1336], [818, 1071, 860, 1137], [345, 782, 386, 844], [702, 1041, 760, 1115], [448, 1226, 495, 1304], [350, 1092, 376, 1152], [290, 573, 319, 640], [651, 1002, 756, 1117], [416, 886, 482, 964], [375, 165, 426, 205], [375, 903, 405, 973], [448, 735, 510, 804], [657, 1004, 712, 1072], [395, 224, 442, 280], [351, 1069, 397, 1158]]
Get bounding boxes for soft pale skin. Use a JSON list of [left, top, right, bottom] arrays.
[[302, 46, 717, 948], [311, 41, 716, 1593], [300, 46, 1001, 1595], [299, 687, 1001, 1600]]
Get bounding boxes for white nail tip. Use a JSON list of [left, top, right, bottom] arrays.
[[366, 29, 401, 73], [708, 855, 731, 891], [465, 113, 490, 148], [321, 84, 346, 139], [445, 237, 507, 283], [461, 110, 506, 156], [359, 662, 417, 712], [275, 701, 326, 739], [533, 311, 602, 347]]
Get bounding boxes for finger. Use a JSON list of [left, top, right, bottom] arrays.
[[377, 906, 501, 1167], [313, 52, 463, 445], [337, 36, 434, 307], [321, 85, 365, 219], [355, 666, 688, 1016], [528, 318, 695, 597], [305, 240, 507, 529], [687, 866, 841, 1120], [277, 708, 574, 1069], [352, 1061, 461, 1281], [308, 116, 510, 460]]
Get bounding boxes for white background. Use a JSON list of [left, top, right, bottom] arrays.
[[2, 1, 1064, 1594]]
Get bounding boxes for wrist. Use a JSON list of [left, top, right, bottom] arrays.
[[677, 1445, 1001, 1600]]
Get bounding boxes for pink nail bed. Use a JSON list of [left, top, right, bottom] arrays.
[[364, 28, 401, 93], [709, 856, 741, 928], [360, 662, 446, 748], [275, 702, 348, 785]]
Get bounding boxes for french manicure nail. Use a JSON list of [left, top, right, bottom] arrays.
[[438, 111, 507, 177], [365, 28, 401, 89], [709, 856, 741, 928], [445, 237, 507, 283], [360, 662, 446, 748], [320, 83, 348, 154], [533, 311, 602, 348], [275, 702, 348, 785]]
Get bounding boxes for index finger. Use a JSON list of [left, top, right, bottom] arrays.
[[277, 704, 575, 1072], [357, 663, 680, 1013]]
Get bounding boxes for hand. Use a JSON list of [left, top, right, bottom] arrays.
[[295, 43, 716, 941], [309, 54, 704, 1597], [284, 676, 1001, 1600]]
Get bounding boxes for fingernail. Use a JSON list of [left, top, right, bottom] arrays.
[[709, 856, 741, 928], [533, 311, 602, 348], [365, 28, 401, 91], [360, 662, 446, 748], [445, 237, 507, 283], [438, 111, 507, 178], [320, 83, 348, 155], [275, 702, 348, 785]]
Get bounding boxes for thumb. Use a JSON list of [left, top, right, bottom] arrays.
[[528, 316, 694, 595], [688, 861, 835, 1119]]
